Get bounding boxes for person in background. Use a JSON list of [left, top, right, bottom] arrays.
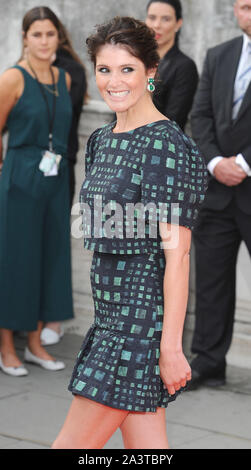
[[0, 6, 74, 376], [53, 26, 88, 207], [40, 15, 88, 347], [189, 0, 251, 389], [145, 0, 198, 131]]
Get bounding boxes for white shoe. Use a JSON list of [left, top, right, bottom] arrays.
[[24, 348, 65, 371], [40, 326, 64, 346], [0, 353, 29, 377]]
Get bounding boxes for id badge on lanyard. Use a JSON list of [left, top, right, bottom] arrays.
[[39, 149, 62, 176], [28, 60, 63, 177]]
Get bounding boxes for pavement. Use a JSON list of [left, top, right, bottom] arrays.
[[0, 329, 251, 450]]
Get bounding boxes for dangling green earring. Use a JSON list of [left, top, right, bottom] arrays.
[[147, 78, 155, 92]]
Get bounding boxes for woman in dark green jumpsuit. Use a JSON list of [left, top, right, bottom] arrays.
[[0, 7, 74, 376]]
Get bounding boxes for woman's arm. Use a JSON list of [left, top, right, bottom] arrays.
[[0, 135, 3, 172], [65, 71, 72, 92], [0, 68, 23, 169], [158, 221, 192, 396]]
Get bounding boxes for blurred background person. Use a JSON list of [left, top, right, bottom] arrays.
[[0, 6, 74, 376], [52, 23, 88, 208], [40, 12, 88, 347], [189, 0, 251, 389], [145, 0, 198, 130]]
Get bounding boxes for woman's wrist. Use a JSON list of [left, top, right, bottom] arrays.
[[160, 327, 183, 353], [160, 341, 183, 354]]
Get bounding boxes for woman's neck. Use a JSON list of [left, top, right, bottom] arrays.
[[158, 38, 176, 59], [26, 54, 52, 77], [114, 95, 167, 133]]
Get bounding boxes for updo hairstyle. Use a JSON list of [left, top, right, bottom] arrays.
[[86, 16, 160, 71]]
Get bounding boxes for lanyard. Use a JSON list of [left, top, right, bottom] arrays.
[[27, 60, 57, 152]]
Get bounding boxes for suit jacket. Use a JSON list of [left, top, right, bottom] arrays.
[[53, 48, 87, 163], [191, 36, 251, 214], [153, 44, 199, 130]]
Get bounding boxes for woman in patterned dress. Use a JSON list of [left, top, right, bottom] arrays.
[[52, 16, 207, 449]]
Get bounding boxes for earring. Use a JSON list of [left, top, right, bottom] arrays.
[[147, 78, 155, 92]]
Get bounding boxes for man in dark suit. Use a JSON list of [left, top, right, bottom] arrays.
[[189, 0, 251, 389]]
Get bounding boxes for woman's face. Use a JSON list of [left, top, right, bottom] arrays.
[[95, 44, 155, 113], [24, 19, 59, 61], [146, 2, 182, 49]]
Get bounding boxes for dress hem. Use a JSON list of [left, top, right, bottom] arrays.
[[68, 388, 169, 413]]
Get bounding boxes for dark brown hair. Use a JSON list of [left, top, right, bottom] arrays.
[[22, 6, 84, 66], [86, 16, 160, 70], [147, 0, 182, 20], [21, 6, 88, 101], [146, 0, 183, 45]]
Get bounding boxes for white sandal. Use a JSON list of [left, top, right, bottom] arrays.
[[0, 353, 29, 377], [24, 348, 65, 371], [40, 326, 64, 346]]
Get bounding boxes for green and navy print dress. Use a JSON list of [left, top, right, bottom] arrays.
[[68, 119, 208, 412]]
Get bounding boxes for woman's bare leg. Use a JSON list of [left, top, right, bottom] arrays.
[[120, 407, 169, 449], [52, 395, 130, 449], [27, 321, 58, 361], [0, 329, 22, 367]]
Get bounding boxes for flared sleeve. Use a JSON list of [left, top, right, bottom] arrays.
[[140, 125, 208, 230]]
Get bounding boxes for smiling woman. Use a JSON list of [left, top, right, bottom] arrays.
[[87, 17, 159, 132], [51, 16, 208, 450], [95, 45, 157, 119]]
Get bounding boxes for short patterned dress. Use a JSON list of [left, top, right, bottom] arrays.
[[68, 119, 208, 412]]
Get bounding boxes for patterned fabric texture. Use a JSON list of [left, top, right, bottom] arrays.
[[68, 120, 208, 412], [68, 251, 188, 412], [80, 119, 208, 255]]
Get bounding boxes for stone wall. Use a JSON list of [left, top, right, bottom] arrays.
[[0, 0, 239, 96]]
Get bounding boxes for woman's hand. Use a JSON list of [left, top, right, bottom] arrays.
[[159, 349, 191, 396]]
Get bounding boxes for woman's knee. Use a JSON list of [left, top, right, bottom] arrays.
[[51, 436, 70, 449], [51, 435, 90, 450]]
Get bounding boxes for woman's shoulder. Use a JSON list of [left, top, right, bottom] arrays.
[[0, 66, 24, 95], [86, 123, 113, 151], [90, 122, 112, 139], [175, 49, 198, 71], [0, 66, 24, 82], [51, 65, 65, 81], [150, 120, 208, 191], [59, 67, 71, 90], [149, 119, 205, 162], [147, 119, 187, 144]]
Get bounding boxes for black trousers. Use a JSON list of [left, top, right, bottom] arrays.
[[191, 197, 251, 371]]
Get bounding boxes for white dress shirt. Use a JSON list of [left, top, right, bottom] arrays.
[[207, 33, 251, 177]]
